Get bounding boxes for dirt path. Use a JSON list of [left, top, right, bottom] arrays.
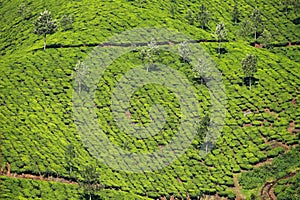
[[260, 171, 298, 200], [36, 38, 230, 50], [253, 41, 300, 48], [0, 171, 78, 185], [232, 174, 246, 200]]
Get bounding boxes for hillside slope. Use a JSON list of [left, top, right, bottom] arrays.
[[0, 0, 299, 199]]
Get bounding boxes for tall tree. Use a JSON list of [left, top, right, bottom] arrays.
[[241, 54, 258, 90], [192, 57, 213, 84], [178, 41, 191, 63], [232, 0, 239, 24], [74, 61, 89, 93], [170, 4, 176, 18], [198, 114, 210, 153], [140, 39, 159, 72], [258, 29, 272, 48], [185, 9, 194, 25], [250, 8, 262, 40], [65, 143, 76, 178], [215, 22, 227, 55], [60, 14, 74, 31], [239, 19, 253, 40], [18, 3, 32, 20], [34, 10, 57, 50], [196, 4, 210, 29], [282, 0, 300, 14], [80, 165, 101, 200]]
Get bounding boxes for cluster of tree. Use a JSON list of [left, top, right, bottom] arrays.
[[192, 51, 258, 90], [182, 2, 277, 50]]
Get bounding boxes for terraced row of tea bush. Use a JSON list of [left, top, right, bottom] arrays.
[[0, 176, 150, 200], [0, 0, 299, 199], [0, 0, 299, 56], [1, 39, 299, 199], [239, 146, 300, 199]]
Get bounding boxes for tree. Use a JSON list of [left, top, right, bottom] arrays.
[[185, 9, 194, 25], [239, 19, 253, 40], [79, 165, 101, 200], [232, 0, 239, 24], [34, 10, 57, 50], [250, 8, 262, 40], [74, 60, 89, 93], [18, 3, 32, 20], [192, 57, 213, 84], [281, 0, 300, 14], [258, 29, 272, 48], [197, 114, 210, 153], [196, 4, 210, 29], [140, 39, 159, 72], [241, 54, 258, 90], [215, 22, 227, 55], [65, 143, 76, 178], [170, 4, 176, 18], [60, 14, 74, 31], [178, 41, 191, 63]]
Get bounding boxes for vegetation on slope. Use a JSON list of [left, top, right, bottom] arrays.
[[0, 0, 299, 199]]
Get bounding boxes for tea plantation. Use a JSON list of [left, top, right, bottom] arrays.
[[0, 0, 299, 199]]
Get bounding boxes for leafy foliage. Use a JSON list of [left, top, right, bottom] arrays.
[[196, 4, 210, 30], [60, 14, 74, 31], [250, 8, 263, 40], [0, 0, 299, 199], [241, 53, 258, 89], [34, 10, 57, 50], [215, 22, 227, 54]]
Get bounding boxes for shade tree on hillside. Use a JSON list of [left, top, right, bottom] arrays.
[[140, 39, 159, 72], [196, 4, 210, 30], [34, 10, 57, 50], [18, 3, 32, 20], [79, 165, 101, 200], [232, 0, 239, 24], [60, 14, 74, 31], [241, 54, 258, 90], [178, 41, 191, 63], [170, 4, 176, 18], [239, 19, 253, 40], [258, 29, 273, 48], [192, 57, 213, 84], [185, 9, 194, 25], [250, 7, 262, 40], [214, 22, 227, 55], [281, 0, 300, 14], [74, 61, 90, 93], [65, 143, 76, 178], [198, 114, 210, 153]]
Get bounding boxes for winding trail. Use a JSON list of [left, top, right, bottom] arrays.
[[260, 171, 299, 200]]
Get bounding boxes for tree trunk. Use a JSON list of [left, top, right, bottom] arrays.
[[218, 42, 221, 55], [89, 194, 92, 200], [249, 77, 252, 90], [254, 30, 257, 40], [43, 34, 47, 50], [69, 166, 72, 177]]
